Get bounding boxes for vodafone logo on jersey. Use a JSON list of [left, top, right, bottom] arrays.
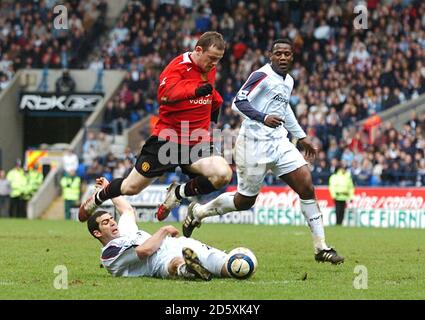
[[189, 97, 212, 105]]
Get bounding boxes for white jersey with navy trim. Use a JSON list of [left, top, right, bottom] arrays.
[[101, 228, 154, 277], [100, 215, 228, 278], [231, 63, 306, 141]]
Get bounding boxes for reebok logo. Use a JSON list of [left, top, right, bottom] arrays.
[[272, 94, 288, 104]]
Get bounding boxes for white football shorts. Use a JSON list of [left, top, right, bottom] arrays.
[[234, 134, 307, 197], [155, 237, 227, 278], [117, 215, 226, 278]]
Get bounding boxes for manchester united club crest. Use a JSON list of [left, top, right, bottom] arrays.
[[141, 162, 150, 172]]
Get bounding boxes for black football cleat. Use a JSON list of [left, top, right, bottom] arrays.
[[182, 202, 202, 238], [315, 248, 345, 265], [182, 247, 212, 281]]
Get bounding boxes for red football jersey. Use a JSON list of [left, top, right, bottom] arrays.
[[153, 52, 223, 145]]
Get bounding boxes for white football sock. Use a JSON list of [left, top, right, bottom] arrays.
[[194, 192, 237, 220], [300, 199, 330, 253]]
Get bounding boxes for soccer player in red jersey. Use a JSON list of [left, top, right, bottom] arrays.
[[79, 31, 232, 223]]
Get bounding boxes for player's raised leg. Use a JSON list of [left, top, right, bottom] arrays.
[[182, 191, 256, 237], [182, 157, 265, 237], [156, 155, 233, 221]]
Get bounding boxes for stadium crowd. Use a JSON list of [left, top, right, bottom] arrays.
[[84, 0, 424, 187], [0, 0, 107, 92]]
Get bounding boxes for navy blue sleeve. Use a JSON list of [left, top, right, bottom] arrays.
[[233, 72, 268, 122], [102, 246, 122, 260], [234, 100, 267, 122]]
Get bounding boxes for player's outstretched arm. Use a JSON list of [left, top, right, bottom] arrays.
[[135, 225, 179, 259], [95, 177, 136, 222]]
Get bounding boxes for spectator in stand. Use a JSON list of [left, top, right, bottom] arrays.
[[113, 161, 127, 180], [95, 132, 111, 159], [63, 148, 79, 176], [83, 132, 98, 155], [356, 159, 373, 186], [381, 86, 400, 110], [83, 143, 98, 167], [417, 159, 425, 187], [121, 146, 136, 164], [86, 159, 104, 183], [104, 153, 118, 174], [102, 100, 117, 134], [115, 101, 130, 135], [400, 154, 417, 187], [55, 70, 76, 94], [312, 159, 330, 186]]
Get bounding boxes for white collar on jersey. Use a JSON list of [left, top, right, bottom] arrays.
[[179, 52, 192, 65]]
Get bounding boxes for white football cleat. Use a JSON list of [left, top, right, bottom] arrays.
[[156, 182, 181, 221]]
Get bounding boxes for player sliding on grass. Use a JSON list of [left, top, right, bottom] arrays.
[[89, 177, 250, 281], [79, 31, 232, 223], [182, 39, 344, 265]]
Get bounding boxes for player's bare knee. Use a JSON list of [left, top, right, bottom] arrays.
[[221, 166, 233, 185], [210, 167, 232, 188]]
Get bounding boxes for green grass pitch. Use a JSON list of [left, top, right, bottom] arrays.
[[0, 219, 424, 299]]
